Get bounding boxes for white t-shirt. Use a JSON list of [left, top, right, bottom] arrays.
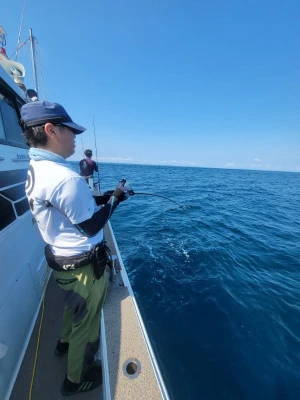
[[26, 159, 103, 256]]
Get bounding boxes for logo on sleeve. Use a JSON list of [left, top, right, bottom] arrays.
[[25, 165, 35, 196]]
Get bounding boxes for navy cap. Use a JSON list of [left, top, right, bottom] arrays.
[[21, 101, 86, 135]]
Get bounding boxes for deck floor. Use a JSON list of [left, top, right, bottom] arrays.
[[10, 274, 102, 400], [10, 222, 169, 400]]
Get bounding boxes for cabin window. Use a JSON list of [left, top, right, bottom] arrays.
[[0, 195, 16, 230], [0, 87, 29, 231], [0, 95, 5, 140], [0, 171, 29, 231], [0, 92, 27, 147]]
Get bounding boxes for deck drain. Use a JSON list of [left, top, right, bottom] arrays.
[[123, 358, 141, 379]]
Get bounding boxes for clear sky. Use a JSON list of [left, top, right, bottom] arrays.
[[2, 0, 300, 171]]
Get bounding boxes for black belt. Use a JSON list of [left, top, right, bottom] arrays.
[[45, 242, 111, 279]]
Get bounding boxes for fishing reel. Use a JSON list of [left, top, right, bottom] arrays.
[[119, 178, 135, 196], [99, 178, 191, 220], [102, 178, 135, 199]]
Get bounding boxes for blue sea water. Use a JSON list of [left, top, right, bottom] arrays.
[[73, 162, 300, 400]]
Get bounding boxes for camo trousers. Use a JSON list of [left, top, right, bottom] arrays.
[[54, 263, 108, 383]]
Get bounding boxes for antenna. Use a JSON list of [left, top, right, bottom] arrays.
[[29, 28, 39, 97], [15, 0, 27, 61]]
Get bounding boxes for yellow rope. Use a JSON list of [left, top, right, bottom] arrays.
[[28, 267, 51, 400]]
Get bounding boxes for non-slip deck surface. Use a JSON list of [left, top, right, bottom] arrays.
[[10, 275, 102, 400]]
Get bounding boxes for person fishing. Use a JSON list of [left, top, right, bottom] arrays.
[[79, 149, 98, 187], [21, 100, 129, 396]]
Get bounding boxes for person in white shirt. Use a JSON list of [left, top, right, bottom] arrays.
[[21, 100, 128, 396]]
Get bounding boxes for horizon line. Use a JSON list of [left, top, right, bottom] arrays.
[[69, 159, 300, 174]]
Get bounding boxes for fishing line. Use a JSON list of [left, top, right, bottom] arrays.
[[129, 191, 193, 222], [111, 179, 193, 221]]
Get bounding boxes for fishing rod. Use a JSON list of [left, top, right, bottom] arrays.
[[92, 116, 101, 191], [129, 191, 193, 222], [105, 179, 193, 221], [80, 135, 84, 155]]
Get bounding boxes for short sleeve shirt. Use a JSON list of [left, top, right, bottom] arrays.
[[26, 159, 103, 256]]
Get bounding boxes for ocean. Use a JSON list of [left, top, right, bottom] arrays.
[[72, 162, 300, 400]]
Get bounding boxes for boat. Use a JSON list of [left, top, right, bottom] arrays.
[[0, 25, 170, 400]]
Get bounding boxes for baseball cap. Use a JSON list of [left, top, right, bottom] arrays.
[[20, 101, 86, 134]]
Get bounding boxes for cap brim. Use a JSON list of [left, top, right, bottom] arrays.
[[61, 121, 86, 135]]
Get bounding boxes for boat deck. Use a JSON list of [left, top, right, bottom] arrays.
[[10, 223, 168, 400], [10, 273, 101, 400]]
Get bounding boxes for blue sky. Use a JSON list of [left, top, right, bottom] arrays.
[[2, 0, 300, 171]]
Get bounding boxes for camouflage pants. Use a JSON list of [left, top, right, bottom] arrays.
[[54, 263, 108, 383]]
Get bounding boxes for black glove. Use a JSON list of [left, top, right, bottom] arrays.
[[112, 181, 129, 202]]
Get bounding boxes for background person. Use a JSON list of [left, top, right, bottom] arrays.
[[21, 100, 128, 396], [79, 149, 98, 185]]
